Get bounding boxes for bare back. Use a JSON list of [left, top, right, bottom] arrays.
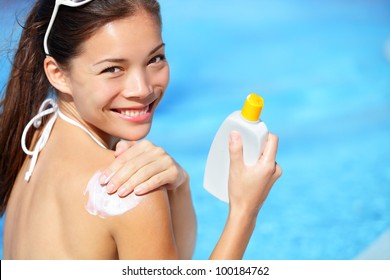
[[3, 118, 178, 259]]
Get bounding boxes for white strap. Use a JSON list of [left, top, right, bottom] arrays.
[[21, 99, 58, 181], [21, 98, 107, 182], [58, 111, 107, 150]]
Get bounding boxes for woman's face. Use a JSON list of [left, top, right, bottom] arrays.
[[62, 11, 169, 145]]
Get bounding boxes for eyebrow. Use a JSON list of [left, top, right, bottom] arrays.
[[93, 42, 165, 67], [149, 42, 165, 55]]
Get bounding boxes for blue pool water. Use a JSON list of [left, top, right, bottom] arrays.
[[1, 0, 389, 259]]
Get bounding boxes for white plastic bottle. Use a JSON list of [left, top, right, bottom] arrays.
[[203, 93, 269, 202]]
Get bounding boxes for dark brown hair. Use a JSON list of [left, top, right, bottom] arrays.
[[0, 0, 161, 215]]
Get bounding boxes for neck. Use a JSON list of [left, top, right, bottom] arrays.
[[57, 100, 113, 149]]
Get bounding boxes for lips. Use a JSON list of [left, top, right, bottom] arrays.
[[117, 105, 149, 117], [111, 100, 157, 122]]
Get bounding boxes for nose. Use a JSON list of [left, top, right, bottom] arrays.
[[122, 69, 152, 99]]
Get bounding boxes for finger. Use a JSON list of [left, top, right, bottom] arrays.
[[106, 149, 158, 194], [260, 133, 279, 163], [99, 142, 145, 186], [133, 169, 173, 196], [274, 163, 283, 179], [116, 159, 163, 196], [264, 163, 283, 193], [114, 140, 137, 157], [118, 153, 176, 196], [229, 131, 244, 170]]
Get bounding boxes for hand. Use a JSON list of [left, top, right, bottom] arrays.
[[228, 131, 282, 217], [99, 140, 188, 197]]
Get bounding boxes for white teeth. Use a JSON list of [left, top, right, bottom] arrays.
[[119, 106, 149, 117]]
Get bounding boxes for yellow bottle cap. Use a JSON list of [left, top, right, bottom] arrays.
[[241, 93, 264, 121]]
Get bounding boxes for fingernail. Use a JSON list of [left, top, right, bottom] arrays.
[[99, 174, 107, 185], [106, 183, 116, 193], [118, 187, 127, 197], [134, 185, 145, 195], [100, 172, 114, 185], [229, 131, 240, 144]]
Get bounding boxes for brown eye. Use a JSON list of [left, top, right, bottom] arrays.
[[101, 66, 122, 74], [149, 54, 166, 65]]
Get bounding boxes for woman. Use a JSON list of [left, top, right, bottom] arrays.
[[0, 0, 281, 259]]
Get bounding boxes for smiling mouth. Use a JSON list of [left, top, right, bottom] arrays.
[[112, 100, 156, 119], [117, 106, 149, 117]]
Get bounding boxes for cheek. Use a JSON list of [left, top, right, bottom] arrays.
[[155, 66, 170, 90], [163, 67, 170, 87], [71, 81, 115, 117], [84, 80, 121, 104], [98, 81, 122, 100]]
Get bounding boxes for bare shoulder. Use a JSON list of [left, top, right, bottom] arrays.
[[77, 149, 179, 259], [44, 120, 116, 188], [106, 188, 179, 259], [44, 130, 178, 259], [50, 140, 115, 185], [74, 144, 116, 175]]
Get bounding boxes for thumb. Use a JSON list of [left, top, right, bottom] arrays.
[[114, 140, 137, 157], [229, 131, 244, 169]]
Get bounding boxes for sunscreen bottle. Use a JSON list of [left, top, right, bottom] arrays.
[[203, 93, 268, 202]]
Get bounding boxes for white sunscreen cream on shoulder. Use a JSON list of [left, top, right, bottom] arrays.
[[84, 171, 144, 218]]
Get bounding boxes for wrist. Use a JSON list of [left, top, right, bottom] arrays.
[[228, 206, 258, 231], [230, 198, 262, 219], [210, 205, 257, 260]]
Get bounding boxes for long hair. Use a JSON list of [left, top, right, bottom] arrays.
[[0, 0, 161, 215]]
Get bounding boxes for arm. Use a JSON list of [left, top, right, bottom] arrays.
[[107, 188, 179, 259], [210, 208, 256, 259], [167, 173, 197, 259], [99, 140, 197, 259], [98, 132, 281, 260], [210, 131, 282, 259]]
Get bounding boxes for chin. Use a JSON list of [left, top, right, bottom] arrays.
[[119, 126, 152, 141]]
